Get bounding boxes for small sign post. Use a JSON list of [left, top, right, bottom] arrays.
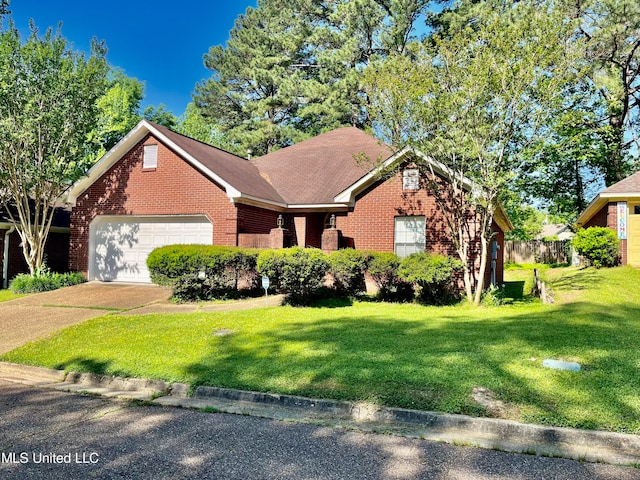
[[261, 276, 270, 307]]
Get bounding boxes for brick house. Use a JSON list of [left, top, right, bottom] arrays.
[[0, 205, 71, 288], [66, 120, 511, 284], [576, 171, 640, 266]]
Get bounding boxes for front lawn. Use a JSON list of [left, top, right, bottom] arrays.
[[3, 266, 640, 434], [0, 289, 24, 302]]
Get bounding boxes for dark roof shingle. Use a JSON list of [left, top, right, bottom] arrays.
[[602, 170, 640, 195], [252, 127, 394, 204], [152, 123, 285, 203]]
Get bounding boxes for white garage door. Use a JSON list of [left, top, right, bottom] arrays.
[[91, 216, 213, 283]]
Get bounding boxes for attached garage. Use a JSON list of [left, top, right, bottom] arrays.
[[89, 215, 213, 283]]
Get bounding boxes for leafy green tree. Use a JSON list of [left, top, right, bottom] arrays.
[[143, 103, 177, 129], [195, 0, 430, 155], [569, 0, 640, 186], [91, 69, 144, 155], [517, 109, 607, 222], [176, 102, 228, 148], [501, 193, 546, 241], [0, 22, 108, 275], [366, 0, 581, 304]]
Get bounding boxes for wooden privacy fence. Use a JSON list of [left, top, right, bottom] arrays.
[[505, 240, 570, 264]]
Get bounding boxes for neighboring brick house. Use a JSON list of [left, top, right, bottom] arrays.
[[66, 120, 511, 284], [577, 171, 640, 266], [0, 205, 70, 288]]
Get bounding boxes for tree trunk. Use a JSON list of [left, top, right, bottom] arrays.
[[604, 116, 626, 186], [473, 231, 489, 305]]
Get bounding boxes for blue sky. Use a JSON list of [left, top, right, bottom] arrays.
[[8, 1, 257, 116]]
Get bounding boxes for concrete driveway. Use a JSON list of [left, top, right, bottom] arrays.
[[0, 282, 171, 354]]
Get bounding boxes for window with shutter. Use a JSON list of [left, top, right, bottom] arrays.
[[143, 144, 158, 169], [402, 169, 419, 190]]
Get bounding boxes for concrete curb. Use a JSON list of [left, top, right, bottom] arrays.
[[1, 361, 639, 466], [0, 362, 66, 384]]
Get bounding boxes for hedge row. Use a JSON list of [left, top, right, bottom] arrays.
[[147, 245, 259, 301], [10, 271, 86, 294], [147, 245, 462, 305]]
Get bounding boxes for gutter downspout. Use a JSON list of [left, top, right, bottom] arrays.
[[3, 225, 15, 290]]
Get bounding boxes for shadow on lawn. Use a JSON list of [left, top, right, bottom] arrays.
[[53, 357, 112, 376], [547, 267, 604, 291], [184, 300, 640, 433]]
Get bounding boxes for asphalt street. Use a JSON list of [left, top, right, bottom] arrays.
[[1, 380, 638, 480]]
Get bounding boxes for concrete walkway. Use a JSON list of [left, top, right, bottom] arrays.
[[0, 282, 284, 354], [0, 282, 172, 354]]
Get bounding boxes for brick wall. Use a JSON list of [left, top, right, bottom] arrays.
[[584, 204, 608, 229], [335, 170, 505, 285], [336, 172, 456, 256], [70, 134, 237, 274], [237, 203, 280, 234]]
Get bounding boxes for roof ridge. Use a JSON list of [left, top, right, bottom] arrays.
[[147, 121, 247, 161]]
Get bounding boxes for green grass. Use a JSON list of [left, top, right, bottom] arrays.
[[3, 266, 640, 434], [0, 289, 24, 302]]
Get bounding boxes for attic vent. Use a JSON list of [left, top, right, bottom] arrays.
[[143, 144, 158, 169], [403, 168, 419, 190]]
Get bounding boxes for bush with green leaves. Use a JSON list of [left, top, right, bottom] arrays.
[[328, 249, 370, 295], [257, 247, 330, 305], [398, 252, 463, 304], [572, 227, 619, 268], [10, 270, 86, 294], [366, 251, 412, 301], [147, 245, 259, 299]]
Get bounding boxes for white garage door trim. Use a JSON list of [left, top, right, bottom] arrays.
[[89, 215, 213, 283]]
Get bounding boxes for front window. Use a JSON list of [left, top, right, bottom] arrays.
[[394, 216, 425, 257]]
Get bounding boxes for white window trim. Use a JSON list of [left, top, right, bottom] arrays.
[[143, 144, 158, 169], [394, 216, 426, 258]]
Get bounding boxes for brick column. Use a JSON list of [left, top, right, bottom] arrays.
[[270, 228, 286, 249], [322, 229, 341, 253]]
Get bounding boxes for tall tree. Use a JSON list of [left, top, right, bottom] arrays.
[[176, 102, 229, 148], [0, 22, 108, 275], [90, 69, 144, 156], [518, 108, 607, 221], [194, 2, 312, 156], [366, 0, 581, 303], [194, 0, 431, 155], [570, 0, 640, 186], [143, 103, 177, 129]]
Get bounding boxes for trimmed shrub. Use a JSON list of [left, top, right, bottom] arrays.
[[366, 251, 412, 301], [10, 271, 86, 294], [398, 252, 463, 304], [329, 249, 370, 295], [147, 245, 259, 300], [257, 247, 330, 305], [572, 227, 619, 268]]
